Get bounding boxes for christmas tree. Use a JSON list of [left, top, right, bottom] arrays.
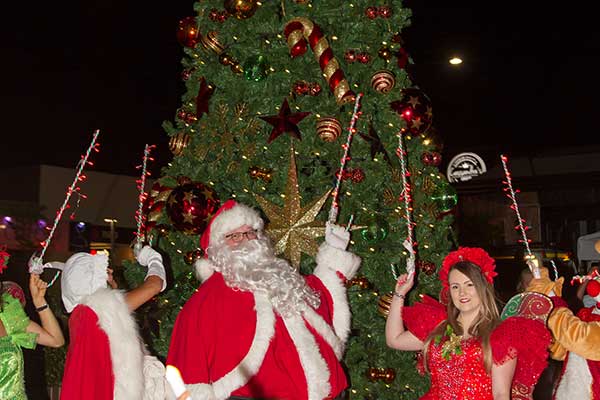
[[125, 1, 458, 398]]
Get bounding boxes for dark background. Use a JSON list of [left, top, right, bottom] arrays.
[[2, 1, 599, 177]]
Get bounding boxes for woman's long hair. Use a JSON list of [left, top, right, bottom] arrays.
[[423, 261, 500, 372]]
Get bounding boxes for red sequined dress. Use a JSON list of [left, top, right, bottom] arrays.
[[403, 294, 552, 400]]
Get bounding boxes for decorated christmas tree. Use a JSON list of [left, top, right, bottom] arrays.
[[125, 1, 458, 398]]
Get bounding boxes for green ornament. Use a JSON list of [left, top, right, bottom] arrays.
[[360, 215, 389, 244], [431, 181, 458, 213], [243, 55, 268, 82]]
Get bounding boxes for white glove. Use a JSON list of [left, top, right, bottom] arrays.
[[136, 245, 166, 292], [325, 221, 350, 250]]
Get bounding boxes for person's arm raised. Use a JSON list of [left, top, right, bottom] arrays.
[[125, 246, 166, 311], [385, 273, 424, 351], [26, 274, 65, 348]]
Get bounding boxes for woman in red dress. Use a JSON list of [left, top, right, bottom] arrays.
[[385, 247, 551, 400]]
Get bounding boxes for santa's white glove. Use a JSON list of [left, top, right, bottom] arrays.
[[136, 245, 166, 292], [325, 221, 350, 250]]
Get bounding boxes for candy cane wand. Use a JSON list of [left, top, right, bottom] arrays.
[[500, 154, 540, 278], [328, 93, 363, 223], [395, 131, 416, 277], [32, 129, 100, 286], [134, 144, 155, 253]]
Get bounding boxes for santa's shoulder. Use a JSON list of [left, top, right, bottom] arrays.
[[180, 272, 253, 313]]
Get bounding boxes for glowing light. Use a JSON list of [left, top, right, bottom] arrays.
[[449, 57, 463, 65]]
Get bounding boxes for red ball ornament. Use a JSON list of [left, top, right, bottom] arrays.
[[351, 168, 365, 183], [417, 260, 437, 275], [176, 17, 200, 48], [344, 49, 357, 63], [357, 52, 371, 64], [166, 181, 220, 235], [431, 151, 442, 166], [309, 82, 322, 96], [390, 88, 433, 135], [378, 6, 393, 18], [209, 8, 220, 21], [421, 152, 435, 166], [218, 11, 229, 22], [365, 6, 378, 19], [293, 80, 309, 95]]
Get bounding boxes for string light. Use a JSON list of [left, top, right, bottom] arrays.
[[39, 129, 101, 287], [135, 144, 155, 247], [394, 130, 416, 276], [329, 93, 364, 222], [500, 154, 539, 278]]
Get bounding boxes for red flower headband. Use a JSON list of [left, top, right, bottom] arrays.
[[439, 247, 497, 291]]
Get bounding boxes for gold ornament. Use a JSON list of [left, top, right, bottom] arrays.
[[230, 63, 244, 74], [218, 53, 235, 66], [169, 132, 191, 156], [184, 249, 203, 265], [370, 70, 396, 94], [595, 239, 600, 254], [316, 117, 342, 142], [224, 0, 259, 19], [383, 187, 397, 206], [346, 275, 370, 289], [254, 147, 331, 269], [367, 367, 396, 383], [377, 292, 393, 317], [200, 31, 225, 55], [421, 175, 436, 195], [248, 166, 273, 182]]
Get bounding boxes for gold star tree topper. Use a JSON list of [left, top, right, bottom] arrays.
[[254, 148, 331, 269]]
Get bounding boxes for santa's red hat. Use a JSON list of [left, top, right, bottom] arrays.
[[194, 199, 263, 281]]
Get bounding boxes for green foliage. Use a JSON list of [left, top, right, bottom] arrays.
[[147, 1, 457, 398]]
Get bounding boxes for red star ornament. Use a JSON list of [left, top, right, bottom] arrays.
[[260, 98, 311, 143]]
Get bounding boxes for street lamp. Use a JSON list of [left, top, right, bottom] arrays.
[[103, 218, 117, 261]]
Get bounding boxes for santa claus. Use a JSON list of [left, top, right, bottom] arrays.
[[527, 267, 600, 400], [166, 200, 361, 400]]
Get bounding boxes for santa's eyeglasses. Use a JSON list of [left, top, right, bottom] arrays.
[[225, 229, 258, 242]]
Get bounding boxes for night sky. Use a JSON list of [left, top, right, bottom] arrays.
[[3, 1, 599, 177]]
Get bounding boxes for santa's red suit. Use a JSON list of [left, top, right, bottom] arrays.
[[60, 288, 146, 400], [166, 200, 361, 400]]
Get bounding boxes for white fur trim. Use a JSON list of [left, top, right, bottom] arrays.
[[186, 293, 275, 400], [316, 242, 361, 280], [283, 315, 331, 400], [83, 289, 145, 400], [209, 203, 264, 245], [314, 243, 359, 342], [194, 259, 215, 282], [555, 352, 592, 400], [187, 383, 216, 400], [301, 306, 344, 359]]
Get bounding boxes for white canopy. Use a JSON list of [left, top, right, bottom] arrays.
[[577, 231, 600, 261]]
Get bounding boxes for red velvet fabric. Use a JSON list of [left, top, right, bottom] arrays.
[[60, 305, 114, 400], [166, 272, 347, 400]]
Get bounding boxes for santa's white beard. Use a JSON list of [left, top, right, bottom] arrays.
[[208, 234, 321, 317]]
